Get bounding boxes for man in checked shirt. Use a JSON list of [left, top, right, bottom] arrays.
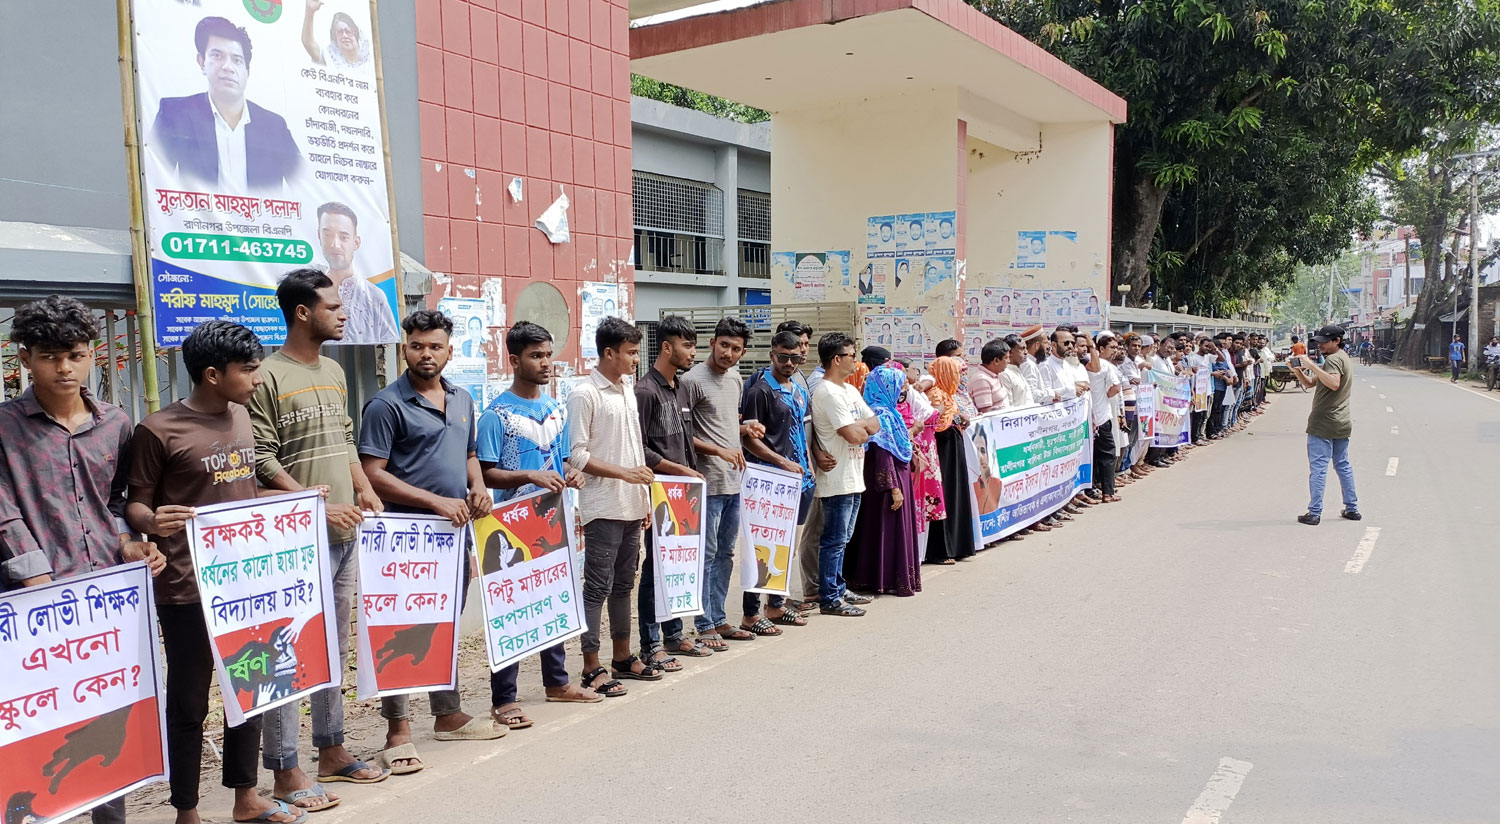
[[0, 295, 165, 824]]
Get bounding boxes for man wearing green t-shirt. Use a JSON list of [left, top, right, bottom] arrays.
[[248, 268, 390, 811], [1293, 324, 1359, 526]]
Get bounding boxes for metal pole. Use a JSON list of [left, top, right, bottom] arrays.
[[117, 0, 161, 413], [1469, 167, 1481, 373]]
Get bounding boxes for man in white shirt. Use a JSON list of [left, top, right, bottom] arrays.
[[809, 332, 879, 617], [999, 334, 1036, 409], [1016, 324, 1053, 405], [1483, 336, 1500, 389], [1081, 333, 1123, 501], [1185, 336, 1215, 444], [1039, 329, 1091, 401]]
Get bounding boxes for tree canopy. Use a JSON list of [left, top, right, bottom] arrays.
[[979, 0, 1500, 313], [631, 75, 769, 123]]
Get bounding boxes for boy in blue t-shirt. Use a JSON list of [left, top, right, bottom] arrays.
[[475, 322, 614, 725]]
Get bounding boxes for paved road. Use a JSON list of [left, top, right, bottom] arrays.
[[276, 366, 1499, 823]]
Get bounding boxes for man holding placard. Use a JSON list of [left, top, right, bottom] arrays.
[[127, 321, 300, 824], [358, 310, 501, 774], [248, 269, 388, 808]]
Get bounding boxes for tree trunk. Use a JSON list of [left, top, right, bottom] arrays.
[[1114, 176, 1167, 307]]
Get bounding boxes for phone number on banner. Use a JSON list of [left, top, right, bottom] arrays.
[[162, 233, 314, 265]]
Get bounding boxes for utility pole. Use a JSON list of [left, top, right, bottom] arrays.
[[1469, 168, 1480, 371], [1404, 234, 1412, 306]]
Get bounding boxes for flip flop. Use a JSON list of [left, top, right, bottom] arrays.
[[318, 761, 389, 784], [739, 616, 782, 637], [374, 742, 424, 775], [491, 704, 534, 730], [275, 786, 340, 812], [237, 800, 308, 824], [433, 716, 506, 740], [769, 609, 807, 627], [716, 625, 755, 641], [545, 684, 604, 703]]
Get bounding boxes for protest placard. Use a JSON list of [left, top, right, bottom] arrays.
[[354, 514, 466, 700], [739, 463, 803, 596], [1153, 372, 1192, 447], [186, 489, 337, 727], [969, 397, 1093, 545], [649, 477, 706, 622], [0, 563, 167, 824], [1192, 369, 1212, 412], [473, 489, 585, 671], [1132, 381, 1157, 466]]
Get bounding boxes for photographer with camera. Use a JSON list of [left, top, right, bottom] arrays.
[[1292, 325, 1360, 526]]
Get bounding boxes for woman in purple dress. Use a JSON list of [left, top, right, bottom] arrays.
[[844, 364, 921, 597]]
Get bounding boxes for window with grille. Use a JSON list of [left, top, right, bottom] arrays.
[[737, 189, 770, 278], [633, 171, 725, 275]]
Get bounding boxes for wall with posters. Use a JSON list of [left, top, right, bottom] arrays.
[[770, 91, 962, 355], [416, 0, 637, 394], [964, 122, 1113, 334]]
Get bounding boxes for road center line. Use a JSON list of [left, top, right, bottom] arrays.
[[1181, 758, 1254, 824], [1345, 527, 1382, 574], [1386, 457, 1398, 476]]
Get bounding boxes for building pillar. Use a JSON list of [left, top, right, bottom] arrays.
[[716, 144, 739, 305]]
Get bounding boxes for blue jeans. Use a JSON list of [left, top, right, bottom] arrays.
[[1307, 435, 1358, 516], [818, 493, 861, 607], [263, 539, 356, 769], [695, 494, 741, 633]]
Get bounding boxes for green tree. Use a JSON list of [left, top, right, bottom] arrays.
[[631, 75, 769, 123], [979, 0, 1500, 311]]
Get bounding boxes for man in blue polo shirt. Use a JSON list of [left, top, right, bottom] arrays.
[[359, 310, 502, 775], [740, 330, 816, 630], [477, 321, 613, 710]]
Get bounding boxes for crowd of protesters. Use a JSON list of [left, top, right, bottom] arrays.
[[0, 282, 1275, 823]]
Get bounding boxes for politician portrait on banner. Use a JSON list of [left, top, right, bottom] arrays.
[[185, 489, 338, 727], [473, 489, 585, 672], [129, 0, 400, 346], [0, 564, 168, 824], [648, 476, 706, 622], [353, 514, 466, 700]]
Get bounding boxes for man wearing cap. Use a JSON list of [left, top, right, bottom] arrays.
[[1293, 325, 1359, 525]]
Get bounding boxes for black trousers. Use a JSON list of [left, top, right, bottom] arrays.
[[1190, 410, 1206, 443], [1206, 390, 1226, 436], [159, 603, 262, 810], [1092, 420, 1117, 495]]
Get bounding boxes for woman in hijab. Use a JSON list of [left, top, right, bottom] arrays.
[[923, 356, 976, 564], [901, 363, 946, 538], [844, 365, 921, 597]]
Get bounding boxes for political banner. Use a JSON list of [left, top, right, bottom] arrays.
[[473, 489, 585, 672], [1192, 369, 1211, 412], [968, 397, 1093, 545], [1131, 381, 1157, 467], [1152, 371, 1192, 447], [130, 0, 400, 346], [648, 477, 707, 622], [0, 564, 167, 824], [354, 514, 466, 700], [739, 464, 804, 596], [186, 490, 337, 727]]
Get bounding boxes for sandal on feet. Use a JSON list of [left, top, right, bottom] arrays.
[[769, 609, 808, 627], [716, 625, 755, 642], [239, 801, 308, 824], [374, 743, 424, 775], [545, 683, 604, 703], [644, 645, 684, 672], [275, 787, 339, 813], [490, 704, 534, 730], [784, 598, 818, 615], [740, 616, 782, 637], [581, 666, 627, 697], [668, 637, 713, 657], [319, 761, 389, 784], [696, 632, 729, 652], [433, 717, 506, 741], [819, 601, 866, 617], [610, 654, 663, 681]]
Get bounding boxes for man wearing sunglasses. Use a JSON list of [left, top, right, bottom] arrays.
[[740, 331, 817, 630]]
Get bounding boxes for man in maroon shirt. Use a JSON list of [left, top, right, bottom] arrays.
[[0, 295, 164, 824]]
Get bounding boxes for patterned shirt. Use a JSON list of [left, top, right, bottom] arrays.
[[0, 388, 133, 589], [477, 389, 570, 504], [566, 371, 650, 524]]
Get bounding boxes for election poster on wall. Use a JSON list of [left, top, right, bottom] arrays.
[[968, 397, 1093, 545], [130, 0, 400, 346], [0, 564, 167, 824], [473, 489, 585, 672], [354, 514, 466, 700], [186, 489, 337, 727], [739, 463, 803, 596], [1152, 372, 1192, 447], [648, 477, 707, 622]]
